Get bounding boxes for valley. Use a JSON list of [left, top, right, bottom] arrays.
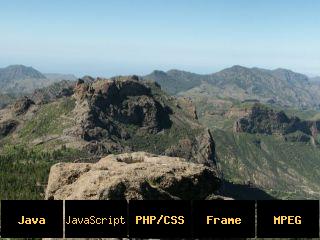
[[0, 65, 319, 200]]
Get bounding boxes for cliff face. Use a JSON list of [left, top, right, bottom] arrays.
[[73, 76, 172, 140], [234, 103, 320, 144], [0, 76, 218, 166]]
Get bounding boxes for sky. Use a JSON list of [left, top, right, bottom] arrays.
[[0, 0, 320, 77]]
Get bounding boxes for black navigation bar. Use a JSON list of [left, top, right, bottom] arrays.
[[1, 200, 319, 238]]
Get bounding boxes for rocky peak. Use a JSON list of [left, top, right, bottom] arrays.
[[0, 65, 46, 82], [68, 76, 174, 155], [0, 74, 218, 167]]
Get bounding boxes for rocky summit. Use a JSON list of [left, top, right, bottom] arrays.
[[0, 75, 217, 166], [45, 152, 221, 200]]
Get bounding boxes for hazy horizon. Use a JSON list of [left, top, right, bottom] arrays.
[[1, 63, 320, 79], [1, 0, 319, 76]]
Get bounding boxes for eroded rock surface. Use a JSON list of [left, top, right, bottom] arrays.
[[45, 152, 221, 200], [165, 129, 216, 166], [234, 103, 320, 144]]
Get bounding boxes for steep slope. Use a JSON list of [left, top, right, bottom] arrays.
[[197, 102, 320, 199], [0, 76, 224, 200]]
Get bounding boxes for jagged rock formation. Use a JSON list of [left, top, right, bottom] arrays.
[[165, 129, 216, 166], [75, 76, 171, 134], [12, 96, 34, 115], [31, 80, 75, 104], [234, 103, 320, 144], [69, 76, 173, 152], [0, 75, 217, 166], [45, 152, 221, 200]]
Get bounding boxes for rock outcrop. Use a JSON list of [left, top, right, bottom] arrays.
[[165, 129, 216, 166], [234, 103, 320, 144], [0, 119, 19, 138], [0, 75, 217, 166], [65, 76, 214, 159], [12, 96, 34, 115], [72, 77, 172, 143], [176, 97, 198, 120], [45, 152, 221, 200], [31, 80, 75, 104]]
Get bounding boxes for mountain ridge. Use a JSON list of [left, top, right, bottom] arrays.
[[0, 65, 46, 82], [144, 65, 320, 109], [0, 65, 76, 95]]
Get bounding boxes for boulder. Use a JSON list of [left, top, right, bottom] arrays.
[[45, 152, 221, 200]]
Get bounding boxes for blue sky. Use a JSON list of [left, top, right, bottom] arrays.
[[0, 0, 319, 77]]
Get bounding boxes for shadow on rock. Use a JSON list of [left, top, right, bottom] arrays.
[[218, 180, 276, 200]]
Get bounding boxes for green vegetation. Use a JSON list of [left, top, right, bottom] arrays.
[[19, 98, 75, 140], [125, 124, 202, 154], [0, 144, 82, 199], [147, 66, 320, 110], [145, 70, 203, 95], [192, 97, 320, 199], [213, 129, 320, 199]]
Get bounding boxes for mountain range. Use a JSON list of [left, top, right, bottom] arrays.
[[0, 65, 76, 95], [2, 64, 319, 110], [1, 64, 320, 200], [0, 65, 77, 109], [145, 65, 320, 110]]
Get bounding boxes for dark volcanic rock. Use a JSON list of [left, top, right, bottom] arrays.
[[31, 80, 75, 104], [0, 119, 19, 138], [74, 77, 172, 144], [66, 76, 219, 166], [234, 103, 320, 144]]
